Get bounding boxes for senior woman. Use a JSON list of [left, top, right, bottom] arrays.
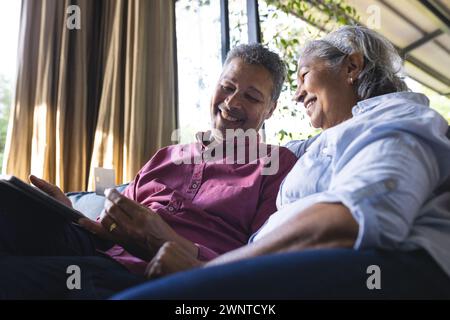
[[114, 25, 450, 299]]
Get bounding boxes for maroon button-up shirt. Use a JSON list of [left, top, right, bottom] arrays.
[[103, 133, 297, 274]]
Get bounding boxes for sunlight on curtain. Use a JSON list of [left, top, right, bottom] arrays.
[[88, 0, 176, 189], [4, 0, 176, 191], [30, 103, 48, 178]]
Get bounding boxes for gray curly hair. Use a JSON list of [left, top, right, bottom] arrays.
[[299, 25, 408, 100], [224, 43, 286, 102]]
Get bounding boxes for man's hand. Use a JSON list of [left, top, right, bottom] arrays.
[[29, 175, 73, 208], [145, 242, 204, 280], [78, 189, 186, 261]]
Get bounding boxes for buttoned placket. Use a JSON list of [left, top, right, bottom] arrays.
[[164, 143, 207, 214], [185, 163, 205, 199], [163, 144, 206, 214], [185, 144, 207, 201]]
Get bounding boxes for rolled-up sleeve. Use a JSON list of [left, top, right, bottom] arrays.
[[322, 134, 440, 250], [253, 133, 441, 250]]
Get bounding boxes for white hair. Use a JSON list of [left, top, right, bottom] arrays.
[[224, 43, 286, 101], [300, 25, 408, 100]]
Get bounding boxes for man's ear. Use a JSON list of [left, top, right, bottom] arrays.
[[346, 52, 364, 83], [265, 101, 277, 120]]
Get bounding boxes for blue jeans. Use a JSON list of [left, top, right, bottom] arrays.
[[113, 249, 450, 299]]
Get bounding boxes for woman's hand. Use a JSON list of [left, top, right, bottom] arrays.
[[29, 175, 73, 208], [78, 189, 186, 261], [145, 242, 204, 280]]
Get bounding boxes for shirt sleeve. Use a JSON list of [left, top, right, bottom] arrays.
[[328, 134, 440, 249], [284, 134, 321, 158], [253, 133, 440, 250]]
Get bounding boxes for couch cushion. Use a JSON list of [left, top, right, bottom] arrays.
[[67, 183, 129, 220]]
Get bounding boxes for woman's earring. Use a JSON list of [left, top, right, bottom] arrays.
[[350, 77, 354, 84]]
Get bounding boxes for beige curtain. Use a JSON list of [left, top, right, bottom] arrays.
[[2, 0, 176, 192], [88, 0, 176, 189]]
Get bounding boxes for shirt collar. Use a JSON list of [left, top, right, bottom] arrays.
[[195, 131, 214, 148], [352, 92, 430, 116], [195, 130, 262, 150]]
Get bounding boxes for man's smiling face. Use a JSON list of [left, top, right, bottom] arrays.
[[210, 58, 276, 139]]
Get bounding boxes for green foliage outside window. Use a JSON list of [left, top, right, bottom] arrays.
[[0, 74, 12, 171], [259, 0, 360, 143]]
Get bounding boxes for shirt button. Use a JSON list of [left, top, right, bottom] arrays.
[[384, 180, 396, 190], [167, 205, 175, 212], [322, 147, 328, 154], [191, 183, 198, 189]]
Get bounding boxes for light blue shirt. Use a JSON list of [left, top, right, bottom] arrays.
[[252, 92, 450, 277]]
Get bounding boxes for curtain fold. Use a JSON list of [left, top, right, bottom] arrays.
[[88, 0, 176, 188], [2, 0, 176, 192]]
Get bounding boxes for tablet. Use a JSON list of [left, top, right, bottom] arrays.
[[0, 175, 86, 223]]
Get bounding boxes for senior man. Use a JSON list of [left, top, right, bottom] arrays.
[[0, 44, 297, 299]]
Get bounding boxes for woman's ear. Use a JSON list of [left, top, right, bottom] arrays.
[[346, 52, 364, 84], [265, 101, 277, 120]]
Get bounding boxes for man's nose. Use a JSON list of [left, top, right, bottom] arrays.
[[225, 92, 243, 108]]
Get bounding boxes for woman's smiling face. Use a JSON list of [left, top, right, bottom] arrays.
[[294, 56, 357, 130]]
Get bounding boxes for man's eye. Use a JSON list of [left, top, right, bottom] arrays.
[[301, 71, 309, 80], [245, 94, 260, 103], [221, 85, 234, 92]]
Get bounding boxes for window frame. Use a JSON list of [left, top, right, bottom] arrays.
[[173, 0, 262, 132]]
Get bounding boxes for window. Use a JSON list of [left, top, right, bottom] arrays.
[[175, 0, 323, 145], [175, 0, 450, 146], [0, 0, 21, 171], [229, 0, 248, 47], [259, 0, 323, 144], [175, 0, 222, 143], [405, 77, 450, 123]]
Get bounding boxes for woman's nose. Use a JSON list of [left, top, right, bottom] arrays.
[[293, 88, 306, 103]]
